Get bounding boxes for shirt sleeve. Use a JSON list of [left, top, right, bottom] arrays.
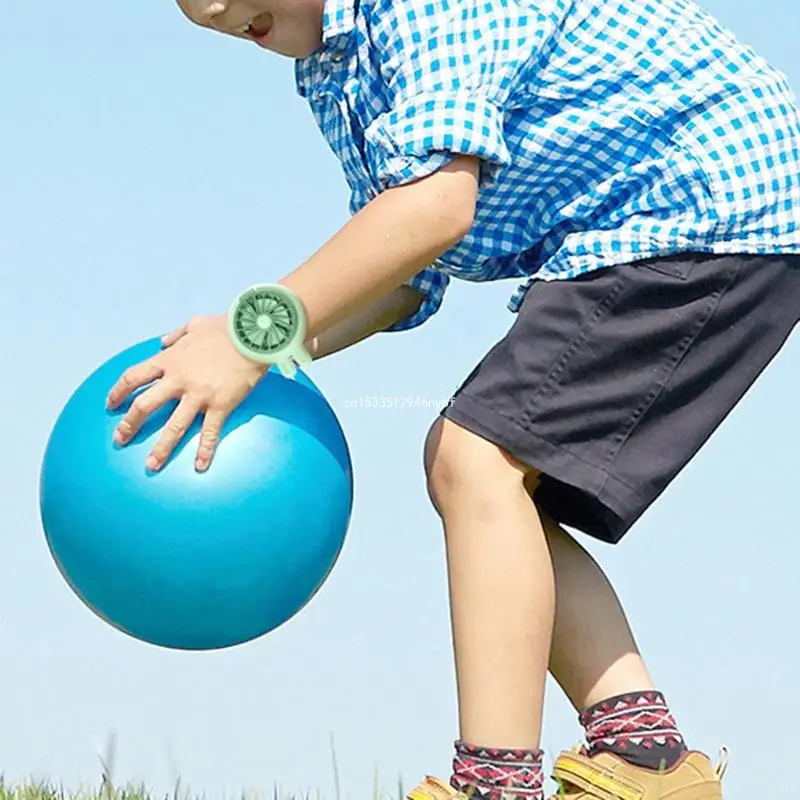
[[362, 0, 544, 191], [360, 0, 545, 331], [383, 266, 451, 332]]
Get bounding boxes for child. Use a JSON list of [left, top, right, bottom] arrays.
[[107, 0, 800, 797]]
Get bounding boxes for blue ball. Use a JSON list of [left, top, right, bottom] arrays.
[[40, 338, 353, 650]]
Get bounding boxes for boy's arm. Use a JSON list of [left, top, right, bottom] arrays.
[[280, 155, 479, 346], [307, 284, 424, 360]]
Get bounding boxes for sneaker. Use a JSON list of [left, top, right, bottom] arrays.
[[546, 745, 728, 799], [406, 777, 465, 800]]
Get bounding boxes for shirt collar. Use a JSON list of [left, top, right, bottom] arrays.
[[295, 0, 357, 96]]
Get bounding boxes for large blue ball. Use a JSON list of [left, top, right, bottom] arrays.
[[40, 338, 353, 650]]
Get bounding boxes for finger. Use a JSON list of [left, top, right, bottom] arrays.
[[146, 395, 202, 472], [161, 323, 189, 349], [113, 380, 179, 446], [107, 359, 164, 410], [195, 407, 228, 472]]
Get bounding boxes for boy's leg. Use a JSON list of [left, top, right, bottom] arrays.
[[420, 416, 675, 798], [544, 516, 654, 712], [423, 416, 552, 800], [544, 516, 688, 770], [418, 420, 685, 800], [421, 418, 685, 789]]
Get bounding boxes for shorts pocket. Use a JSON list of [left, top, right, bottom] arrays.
[[636, 252, 702, 281]]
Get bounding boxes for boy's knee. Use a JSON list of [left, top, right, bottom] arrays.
[[423, 417, 537, 514]]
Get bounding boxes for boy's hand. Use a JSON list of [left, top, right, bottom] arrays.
[[106, 314, 268, 473]]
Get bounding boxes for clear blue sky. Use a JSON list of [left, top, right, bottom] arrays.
[[1, 1, 798, 797]]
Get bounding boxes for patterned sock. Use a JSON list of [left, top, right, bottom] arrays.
[[580, 690, 688, 771], [450, 740, 544, 800]]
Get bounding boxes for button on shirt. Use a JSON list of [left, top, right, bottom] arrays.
[[295, 0, 800, 331]]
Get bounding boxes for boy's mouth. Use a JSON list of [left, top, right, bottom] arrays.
[[237, 12, 273, 40]]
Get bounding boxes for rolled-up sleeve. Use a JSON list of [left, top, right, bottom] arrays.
[[366, 91, 511, 190], [384, 266, 451, 331], [361, 0, 545, 191]]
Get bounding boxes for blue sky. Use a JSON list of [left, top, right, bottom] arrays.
[[1, 1, 798, 797]]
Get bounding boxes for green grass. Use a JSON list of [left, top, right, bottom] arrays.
[[0, 783, 335, 800], [0, 736, 407, 800], [0, 778, 397, 800], [0, 781, 156, 800]]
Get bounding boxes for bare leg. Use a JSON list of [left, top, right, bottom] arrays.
[[541, 513, 655, 711], [425, 418, 553, 749]]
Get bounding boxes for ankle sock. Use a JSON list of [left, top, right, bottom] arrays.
[[580, 690, 688, 770], [450, 740, 544, 800]]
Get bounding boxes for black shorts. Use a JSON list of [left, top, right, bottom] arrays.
[[442, 252, 800, 544]]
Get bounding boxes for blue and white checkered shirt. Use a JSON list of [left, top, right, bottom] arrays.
[[295, 0, 800, 331]]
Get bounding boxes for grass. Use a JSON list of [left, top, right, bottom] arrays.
[[0, 783, 147, 800], [0, 777, 398, 800], [0, 736, 410, 800], [0, 775, 355, 800], [0, 783, 337, 800]]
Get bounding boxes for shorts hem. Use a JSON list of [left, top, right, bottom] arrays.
[[441, 393, 650, 544]]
